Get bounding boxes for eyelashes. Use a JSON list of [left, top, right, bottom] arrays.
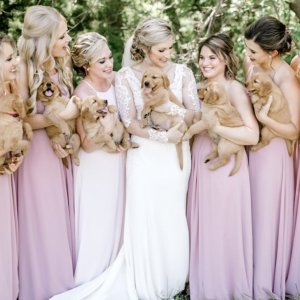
[[98, 55, 113, 64]]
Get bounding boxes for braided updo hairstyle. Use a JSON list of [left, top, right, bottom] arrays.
[[71, 32, 108, 77], [244, 16, 292, 55], [122, 17, 173, 67]]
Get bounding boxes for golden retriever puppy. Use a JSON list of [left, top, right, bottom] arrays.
[[74, 96, 137, 152], [246, 72, 293, 155], [184, 81, 244, 176], [0, 94, 32, 171], [37, 76, 80, 166], [140, 67, 187, 170]]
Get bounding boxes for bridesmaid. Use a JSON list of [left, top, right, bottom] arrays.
[[71, 32, 125, 285], [16, 5, 75, 300], [244, 16, 300, 299], [286, 48, 300, 297], [0, 33, 21, 300], [187, 33, 259, 300]]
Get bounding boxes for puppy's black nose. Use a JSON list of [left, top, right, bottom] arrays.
[[46, 82, 52, 88], [104, 99, 108, 105], [144, 81, 150, 87]]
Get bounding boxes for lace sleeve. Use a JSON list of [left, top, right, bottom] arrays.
[[168, 103, 186, 118], [182, 65, 200, 112], [115, 69, 136, 128], [148, 128, 168, 142]]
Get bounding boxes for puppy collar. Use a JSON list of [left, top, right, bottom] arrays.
[[0, 111, 19, 118]]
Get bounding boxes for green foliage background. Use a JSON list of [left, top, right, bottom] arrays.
[[1, 1, 299, 299], [1, 0, 300, 83]]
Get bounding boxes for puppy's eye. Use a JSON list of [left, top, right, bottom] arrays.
[[152, 76, 157, 79], [253, 80, 258, 83], [93, 100, 97, 104]]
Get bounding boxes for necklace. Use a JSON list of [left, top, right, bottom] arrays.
[[83, 79, 111, 94]]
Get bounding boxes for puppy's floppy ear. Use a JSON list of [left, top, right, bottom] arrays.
[[43, 71, 51, 81], [259, 81, 272, 97], [81, 106, 89, 118], [162, 74, 170, 89], [211, 90, 219, 104]]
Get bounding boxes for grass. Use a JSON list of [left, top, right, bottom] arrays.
[[174, 284, 190, 300]]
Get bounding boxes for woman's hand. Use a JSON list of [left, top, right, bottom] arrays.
[[117, 145, 126, 152], [255, 95, 273, 123], [0, 154, 24, 175], [167, 122, 184, 143], [52, 142, 69, 158]]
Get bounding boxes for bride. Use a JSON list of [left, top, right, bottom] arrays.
[[51, 17, 199, 300]]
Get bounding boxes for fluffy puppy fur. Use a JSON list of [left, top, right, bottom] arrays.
[[73, 96, 138, 152], [37, 75, 80, 166], [246, 72, 293, 155], [0, 94, 32, 172], [140, 67, 187, 170], [184, 81, 244, 176]]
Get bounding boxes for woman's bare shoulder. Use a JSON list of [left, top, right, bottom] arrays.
[[73, 80, 92, 99], [276, 62, 297, 84]]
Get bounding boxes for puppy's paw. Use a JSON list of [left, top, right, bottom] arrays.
[[23, 123, 33, 140], [250, 144, 263, 152], [131, 142, 139, 148], [72, 96, 82, 109], [182, 132, 191, 141], [108, 105, 117, 113], [73, 157, 80, 166], [62, 127, 71, 137], [140, 119, 147, 128]]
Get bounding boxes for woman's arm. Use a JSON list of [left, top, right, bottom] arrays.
[[213, 81, 259, 146], [256, 68, 300, 140], [182, 65, 201, 126], [290, 54, 300, 72], [59, 97, 79, 120]]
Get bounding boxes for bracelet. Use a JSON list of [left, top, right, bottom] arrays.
[[148, 128, 168, 143]]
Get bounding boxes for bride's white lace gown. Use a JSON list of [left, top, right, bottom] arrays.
[[50, 63, 199, 300]]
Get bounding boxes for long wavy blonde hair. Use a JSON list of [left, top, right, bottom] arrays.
[[18, 5, 73, 114]]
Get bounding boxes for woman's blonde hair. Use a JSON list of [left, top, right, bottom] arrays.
[[71, 32, 108, 77], [122, 17, 173, 67], [0, 33, 16, 92], [18, 5, 72, 114]]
